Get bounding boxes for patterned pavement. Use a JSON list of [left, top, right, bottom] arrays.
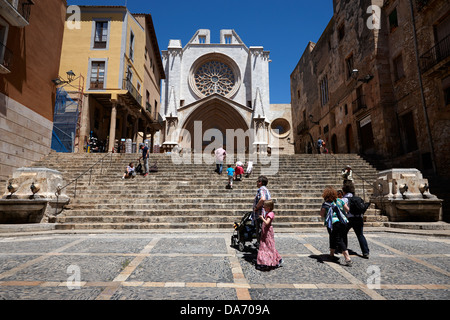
[[0, 229, 448, 314]]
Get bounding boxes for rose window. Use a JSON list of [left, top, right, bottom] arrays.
[[194, 61, 236, 97]]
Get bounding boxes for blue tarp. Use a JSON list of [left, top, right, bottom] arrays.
[[51, 88, 79, 153]]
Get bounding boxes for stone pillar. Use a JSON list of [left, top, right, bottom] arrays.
[[108, 102, 117, 152], [133, 116, 139, 143], [149, 128, 155, 153], [78, 94, 90, 153]]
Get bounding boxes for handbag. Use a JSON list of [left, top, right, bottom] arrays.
[[149, 161, 158, 172]]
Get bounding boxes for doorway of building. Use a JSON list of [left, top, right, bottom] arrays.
[[181, 99, 250, 154], [359, 115, 375, 154]]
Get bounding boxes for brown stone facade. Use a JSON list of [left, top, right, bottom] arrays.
[[291, 0, 450, 179], [0, 0, 67, 181]]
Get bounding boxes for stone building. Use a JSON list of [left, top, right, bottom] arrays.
[[159, 29, 294, 157], [0, 0, 67, 182], [291, 0, 450, 179]]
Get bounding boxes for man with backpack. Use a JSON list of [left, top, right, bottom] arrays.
[[342, 184, 370, 259]]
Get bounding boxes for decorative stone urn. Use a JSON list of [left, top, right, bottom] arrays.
[[371, 168, 442, 222], [0, 168, 70, 224]]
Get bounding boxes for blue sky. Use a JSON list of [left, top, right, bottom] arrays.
[[67, 0, 333, 104]]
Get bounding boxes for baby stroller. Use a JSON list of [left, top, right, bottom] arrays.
[[231, 211, 257, 252]]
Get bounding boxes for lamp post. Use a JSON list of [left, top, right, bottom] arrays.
[[309, 114, 319, 125], [52, 70, 77, 86], [351, 69, 374, 83]]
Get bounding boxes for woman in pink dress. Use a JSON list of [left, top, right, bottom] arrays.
[[256, 200, 283, 270]]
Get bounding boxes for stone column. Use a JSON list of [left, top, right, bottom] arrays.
[[78, 94, 90, 153], [108, 102, 117, 152]]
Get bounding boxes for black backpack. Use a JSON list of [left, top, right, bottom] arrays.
[[347, 196, 370, 216]]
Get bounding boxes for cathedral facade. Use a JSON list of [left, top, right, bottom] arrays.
[[158, 29, 294, 157]]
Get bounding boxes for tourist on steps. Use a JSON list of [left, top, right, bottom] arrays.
[[122, 162, 136, 180], [253, 175, 271, 247], [320, 187, 352, 267], [256, 199, 283, 271]]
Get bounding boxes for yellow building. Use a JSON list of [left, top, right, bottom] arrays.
[[57, 5, 164, 153]]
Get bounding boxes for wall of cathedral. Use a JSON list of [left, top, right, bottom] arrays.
[[159, 29, 294, 155]]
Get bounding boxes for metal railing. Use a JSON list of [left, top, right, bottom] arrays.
[[322, 152, 380, 202], [123, 78, 142, 106], [296, 121, 309, 135], [0, 42, 13, 71], [420, 34, 450, 73], [5, 0, 33, 22], [54, 152, 113, 214], [352, 94, 367, 113]]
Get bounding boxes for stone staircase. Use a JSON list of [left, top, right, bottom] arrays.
[[27, 152, 388, 230]]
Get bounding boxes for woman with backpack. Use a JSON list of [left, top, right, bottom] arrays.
[[320, 187, 353, 266]]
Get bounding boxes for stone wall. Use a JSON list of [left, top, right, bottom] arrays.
[[0, 94, 53, 182], [290, 0, 450, 179]]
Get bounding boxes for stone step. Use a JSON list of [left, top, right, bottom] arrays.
[[57, 215, 325, 224], [21, 152, 384, 230], [53, 221, 326, 230], [59, 208, 383, 218], [53, 220, 386, 230], [68, 197, 324, 204]]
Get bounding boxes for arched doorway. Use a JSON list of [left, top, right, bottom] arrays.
[[181, 99, 250, 154]]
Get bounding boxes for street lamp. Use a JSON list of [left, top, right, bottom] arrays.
[[66, 70, 76, 82], [309, 114, 319, 125], [351, 69, 374, 83], [52, 70, 77, 86]]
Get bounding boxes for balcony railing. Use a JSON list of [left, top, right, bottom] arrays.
[[1, 0, 33, 26], [123, 78, 142, 107], [352, 95, 367, 113], [420, 34, 450, 73], [0, 41, 13, 73], [296, 121, 309, 135]]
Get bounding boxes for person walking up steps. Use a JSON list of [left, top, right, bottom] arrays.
[[214, 146, 226, 175], [139, 143, 150, 177], [320, 187, 352, 267], [226, 164, 235, 189]]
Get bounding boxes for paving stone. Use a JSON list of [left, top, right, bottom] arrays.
[[376, 289, 450, 300], [0, 231, 448, 302], [343, 257, 450, 285], [239, 256, 352, 285], [1, 255, 130, 282], [0, 286, 104, 300], [63, 237, 152, 254], [111, 286, 237, 300], [0, 255, 40, 274], [150, 238, 228, 254], [249, 288, 372, 300], [127, 256, 234, 283], [0, 237, 78, 253], [374, 236, 450, 255]]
